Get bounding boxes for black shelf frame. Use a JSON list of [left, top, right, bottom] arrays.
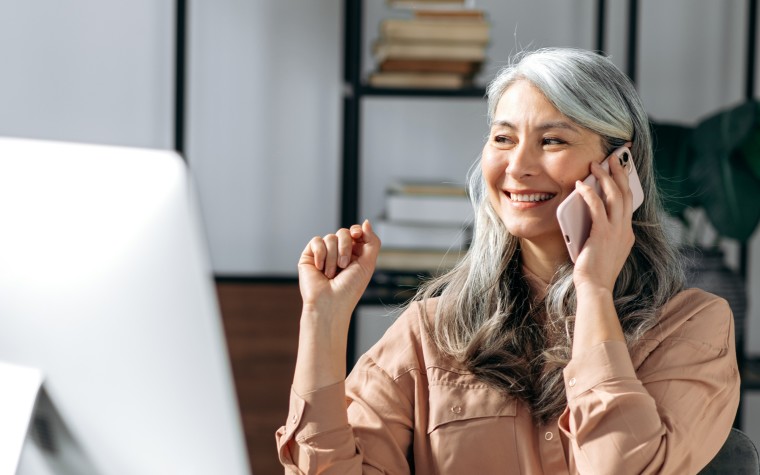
[[174, 0, 187, 157], [357, 86, 487, 98], [340, 0, 493, 365], [340, 0, 491, 229], [340, 1, 610, 365]]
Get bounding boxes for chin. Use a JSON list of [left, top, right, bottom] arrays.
[[503, 222, 562, 244]]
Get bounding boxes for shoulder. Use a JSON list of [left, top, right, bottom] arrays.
[[655, 288, 732, 342], [633, 288, 734, 365]]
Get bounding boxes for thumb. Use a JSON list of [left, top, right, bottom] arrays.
[[356, 219, 381, 266]]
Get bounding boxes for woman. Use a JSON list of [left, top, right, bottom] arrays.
[[277, 48, 740, 474]]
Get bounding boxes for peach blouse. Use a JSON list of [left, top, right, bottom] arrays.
[[277, 288, 740, 474]]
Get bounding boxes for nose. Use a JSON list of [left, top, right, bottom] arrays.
[[505, 144, 540, 179]]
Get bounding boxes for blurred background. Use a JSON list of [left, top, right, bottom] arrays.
[[1, 0, 759, 473]]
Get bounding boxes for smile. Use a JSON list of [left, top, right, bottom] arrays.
[[509, 192, 556, 203]]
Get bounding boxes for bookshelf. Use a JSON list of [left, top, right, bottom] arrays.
[[340, 0, 491, 364], [340, 0, 760, 435], [339, 0, 612, 364]]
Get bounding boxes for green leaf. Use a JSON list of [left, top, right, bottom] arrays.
[[690, 101, 760, 242], [736, 114, 760, 181]]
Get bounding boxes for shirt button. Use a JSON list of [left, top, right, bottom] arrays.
[[291, 414, 297, 423], [545, 431, 554, 441], [568, 377, 576, 387], [451, 405, 462, 414]]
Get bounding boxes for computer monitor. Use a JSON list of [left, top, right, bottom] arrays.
[[0, 137, 251, 475]]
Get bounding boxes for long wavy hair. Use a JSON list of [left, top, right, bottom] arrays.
[[414, 48, 685, 424]]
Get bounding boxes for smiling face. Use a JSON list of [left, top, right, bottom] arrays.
[[482, 79, 606, 254]]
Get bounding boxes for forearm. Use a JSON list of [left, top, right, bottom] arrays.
[[572, 286, 625, 359], [292, 305, 351, 395]]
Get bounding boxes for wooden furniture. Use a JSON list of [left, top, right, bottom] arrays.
[[216, 280, 301, 475]]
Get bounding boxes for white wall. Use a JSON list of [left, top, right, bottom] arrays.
[[187, 0, 342, 275], [1, 0, 756, 351], [0, 0, 173, 148]]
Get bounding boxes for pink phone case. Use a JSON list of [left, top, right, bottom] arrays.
[[556, 147, 644, 263]]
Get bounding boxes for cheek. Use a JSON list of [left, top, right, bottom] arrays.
[[550, 161, 589, 195], [480, 148, 504, 185]]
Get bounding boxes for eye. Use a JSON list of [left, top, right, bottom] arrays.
[[543, 137, 566, 146], [494, 135, 513, 144]]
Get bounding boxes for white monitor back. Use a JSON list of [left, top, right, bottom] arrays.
[[0, 137, 251, 475]]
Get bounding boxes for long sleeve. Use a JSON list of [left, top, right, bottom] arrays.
[[558, 293, 740, 474], [276, 382, 358, 474], [275, 349, 415, 474]]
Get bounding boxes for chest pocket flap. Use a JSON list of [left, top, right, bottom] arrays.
[[427, 383, 517, 434]]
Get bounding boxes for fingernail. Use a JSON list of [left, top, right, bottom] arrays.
[[338, 256, 349, 268]]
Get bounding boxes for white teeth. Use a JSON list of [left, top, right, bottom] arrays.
[[510, 192, 554, 202]]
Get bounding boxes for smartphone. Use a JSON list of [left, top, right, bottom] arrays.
[[556, 146, 644, 263]]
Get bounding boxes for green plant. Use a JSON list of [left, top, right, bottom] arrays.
[[652, 100, 760, 243]]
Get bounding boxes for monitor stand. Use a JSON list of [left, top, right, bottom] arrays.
[[0, 362, 43, 474], [1, 364, 100, 474]]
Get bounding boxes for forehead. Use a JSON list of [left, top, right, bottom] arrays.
[[492, 80, 564, 124]]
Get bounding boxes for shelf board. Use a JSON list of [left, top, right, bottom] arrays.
[[356, 85, 487, 98]]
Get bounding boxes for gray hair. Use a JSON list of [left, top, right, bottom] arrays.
[[415, 48, 685, 424]]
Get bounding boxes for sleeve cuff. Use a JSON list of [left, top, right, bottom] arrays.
[[284, 381, 350, 442], [563, 340, 637, 400]]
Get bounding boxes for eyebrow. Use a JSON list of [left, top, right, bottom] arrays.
[[492, 119, 582, 134]]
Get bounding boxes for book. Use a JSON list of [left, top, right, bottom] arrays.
[[374, 40, 487, 62], [369, 71, 470, 89], [386, 193, 472, 225], [379, 58, 482, 75], [388, 0, 467, 8], [414, 9, 486, 20], [375, 219, 470, 250], [375, 248, 465, 273], [380, 18, 490, 44]]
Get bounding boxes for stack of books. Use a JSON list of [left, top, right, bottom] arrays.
[[374, 180, 473, 273], [369, 1, 490, 89]]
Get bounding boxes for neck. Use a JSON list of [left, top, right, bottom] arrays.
[[519, 236, 568, 283]]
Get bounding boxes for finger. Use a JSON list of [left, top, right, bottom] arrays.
[[349, 223, 364, 242], [323, 234, 339, 278], [608, 149, 634, 218], [575, 178, 609, 227], [335, 228, 353, 269], [590, 161, 624, 221], [300, 236, 326, 271], [609, 148, 631, 191], [351, 225, 365, 258], [350, 219, 382, 260], [359, 219, 382, 261]]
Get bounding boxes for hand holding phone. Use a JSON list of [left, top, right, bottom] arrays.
[[556, 147, 644, 263]]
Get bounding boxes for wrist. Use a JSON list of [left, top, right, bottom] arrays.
[[293, 309, 350, 395], [574, 282, 614, 300]]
